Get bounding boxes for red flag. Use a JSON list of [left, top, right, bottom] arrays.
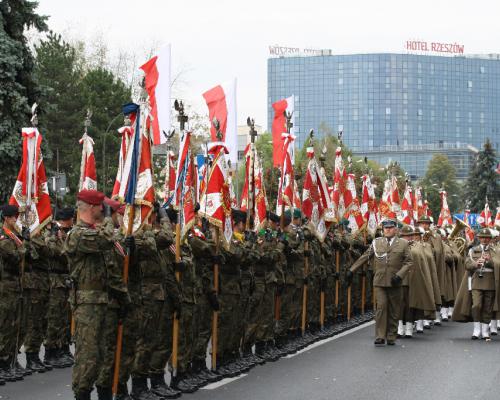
[[495, 207, 500, 227], [378, 178, 392, 221], [361, 174, 378, 235], [400, 184, 413, 225], [437, 190, 453, 227], [478, 201, 493, 228], [302, 145, 334, 241], [199, 142, 233, 248], [332, 147, 350, 221], [163, 150, 176, 204], [390, 175, 400, 217], [464, 209, 475, 243], [112, 123, 134, 199], [9, 128, 52, 234], [344, 173, 365, 233], [78, 132, 97, 191], [202, 79, 237, 163], [271, 96, 294, 167], [413, 186, 424, 220], [276, 132, 295, 216]]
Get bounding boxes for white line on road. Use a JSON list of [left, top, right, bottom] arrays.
[[202, 320, 374, 390]]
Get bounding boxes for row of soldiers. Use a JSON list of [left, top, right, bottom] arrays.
[[0, 190, 375, 400], [346, 215, 500, 345]]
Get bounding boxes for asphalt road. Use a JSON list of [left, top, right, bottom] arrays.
[[2, 320, 500, 400]]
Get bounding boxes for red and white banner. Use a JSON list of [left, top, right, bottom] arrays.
[[400, 184, 413, 225], [276, 132, 295, 216], [495, 207, 500, 227], [271, 95, 294, 167], [378, 178, 392, 221], [361, 174, 378, 235], [199, 142, 233, 248], [464, 209, 475, 243], [140, 44, 171, 146], [163, 150, 176, 204], [390, 175, 400, 216], [331, 147, 350, 221], [437, 190, 453, 227], [9, 128, 52, 234], [413, 186, 423, 221], [78, 132, 97, 191], [241, 144, 268, 231], [173, 130, 196, 241], [302, 146, 334, 241], [344, 173, 365, 233], [203, 79, 237, 163], [112, 123, 134, 199], [478, 201, 493, 228]]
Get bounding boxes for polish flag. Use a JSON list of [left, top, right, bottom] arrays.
[[390, 175, 400, 216], [437, 190, 453, 227], [400, 184, 413, 225], [464, 209, 475, 243], [271, 96, 294, 167], [478, 201, 493, 228], [78, 132, 97, 191], [140, 44, 171, 146], [203, 79, 237, 163], [378, 178, 392, 220], [361, 174, 378, 235], [344, 173, 365, 233], [495, 207, 500, 227]]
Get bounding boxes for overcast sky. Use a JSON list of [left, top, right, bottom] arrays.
[[37, 0, 500, 129]]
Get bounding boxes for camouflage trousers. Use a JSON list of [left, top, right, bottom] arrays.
[[96, 307, 119, 388], [290, 284, 304, 331], [256, 283, 275, 343], [133, 298, 164, 377], [0, 282, 21, 363], [22, 288, 49, 353], [44, 287, 70, 350], [149, 299, 173, 374], [306, 277, 320, 326], [193, 294, 211, 365], [275, 284, 295, 338], [72, 303, 108, 393], [177, 301, 195, 373], [325, 276, 335, 323], [243, 279, 266, 350], [219, 292, 241, 359]]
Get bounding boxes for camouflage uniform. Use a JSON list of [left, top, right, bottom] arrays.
[[0, 228, 25, 370], [65, 218, 129, 397], [322, 232, 336, 325], [306, 236, 325, 329]]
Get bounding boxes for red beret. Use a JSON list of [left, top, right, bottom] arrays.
[[117, 205, 126, 215], [77, 189, 105, 206], [104, 197, 121, 212]]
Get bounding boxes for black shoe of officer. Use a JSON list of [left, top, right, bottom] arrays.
[[150, 373, 181, 399], [96, 386, 113, 400], [74, 389, 92, 400], [170, 372, 198, 394]]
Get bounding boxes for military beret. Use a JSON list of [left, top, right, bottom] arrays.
[[103, 197, 121, 212], [231, 209, 247, 225], [399, 225, 414, 236], [293, 208, 302, 219], [77, 189, 105, 206], [477, 228, 493, 238], [0, 204, 19, 218], [55, 207, 75, 221], [166, 207, 178, 223], [267, 211, 280, 223]]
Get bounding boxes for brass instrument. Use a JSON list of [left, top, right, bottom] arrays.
[[449, 217, 471, 254]]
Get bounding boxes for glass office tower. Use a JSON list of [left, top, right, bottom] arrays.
[[267, 53, 500, 179]]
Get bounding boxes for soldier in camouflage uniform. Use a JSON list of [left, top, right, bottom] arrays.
[[43, 207, 74, 369], [64, 190, 130, 400], [306, 231, 325, 333], [0, 205, 29, 383], [322, 226, 337, 329], [350, 231, 368, 316]]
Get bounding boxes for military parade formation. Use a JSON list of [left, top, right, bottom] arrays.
[[1, 49, 500, 400]]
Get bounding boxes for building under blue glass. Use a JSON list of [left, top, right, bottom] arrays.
[[267, 53, 500, 180]]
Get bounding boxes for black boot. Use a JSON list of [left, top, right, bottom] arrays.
[[170, 371, 197, 394], [130, 376, 158, 400], [194, 358, 220, 382], [96, 386, 113, 400], [115, 383, 133, 400], [74, 389, 91, 400], [0, 360, 18, 382], [0, 375, 4, 385], [44, 348, 65, 369], [150, 373, 181, 399], [58, 346, 74, 367], [26, 352, 47, 373], [14, 357, 31, 376]]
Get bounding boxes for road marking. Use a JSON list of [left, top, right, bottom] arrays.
[[285, 320, 375, 358], [202, 320, 374, 390], [202, 374, 249, 389]]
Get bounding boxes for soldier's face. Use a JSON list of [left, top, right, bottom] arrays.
[[480, 237, 491, 246], [418, 222, 430, 231], [4, 215, 17, 229], [383, 226, 396, 238]]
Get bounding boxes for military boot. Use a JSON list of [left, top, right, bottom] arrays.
[[150, 373, 181, 399], [44, 348, 66, 369], [170, 372, 197, 394], [96, 386, 113, 400], [74, 389, 91, 400], [0, 360, 17, 382], [193, 358, 220, 383], [130, 376, 159, 400], [115, 383, 133, 400], [0, 375, 4, 385], [54, 347, 73, 368], [14, 357, 31, 376], [60, 344, 75, 366], [26, 352, 47, 373]]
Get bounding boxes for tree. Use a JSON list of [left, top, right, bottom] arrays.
[[464, 139, 500, 213], [419, 154, 461, 220], [0, 0, 47, 201]]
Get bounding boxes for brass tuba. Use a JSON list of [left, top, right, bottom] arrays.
[[449, 217, 471, 254]]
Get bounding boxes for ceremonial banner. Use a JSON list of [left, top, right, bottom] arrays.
[[331, 147, 350, 221], [203, 79, 238, 163], [78, 132, 97, 190], [344, 173, 365, 233], [241, 145, 268, 231], [478, 201, 493, 228], [400, 184, 413, 225], [10, 128, 52, 234], [172, 130, 196, 240], [114, 103, 154, 233], [276, 132, 295, 216], [495, 207, 500, 227], [361, 174, 378, 235], [464, 209, 475, 242], [302, 145, 334, 241], [390, 175, 401, 216], [437, 190, 453, 227], [140, 44, 171, 145], [271, 95, 294, 167], [163, 150, 176, 204], [199, 142, 233, 248], [378, 178, 392, 220], [413, 186, 424, 220]]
